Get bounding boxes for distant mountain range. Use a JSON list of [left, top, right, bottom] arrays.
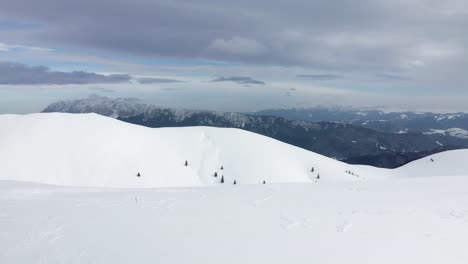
[[254, 107, 468, 138], [43, 95, 468, 168]]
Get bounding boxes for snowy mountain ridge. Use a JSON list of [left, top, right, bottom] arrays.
[[1, 113, 467, 188], [45, 95, 468, 130], [43, 94, 148, 118], [0, 113, 363, 187], [254, 107, 468, 135], [424, 128, 468, 139], [44, 94, 251, 125]]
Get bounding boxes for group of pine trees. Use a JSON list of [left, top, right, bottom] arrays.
[[213, 165, 236, 184], [345, 170, 359, 177], [311, 166, 320, 180], [212, 165, 266, 185], [136, 161, 269, 185]]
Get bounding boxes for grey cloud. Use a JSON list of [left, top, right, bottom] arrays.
[[136, 78, 183, 84], [0, 0, 431, 69], [0, 62, 131, 85], [210, 76, 265, 85], [1, 0, 468, 91], [297, 74, 343, 80]]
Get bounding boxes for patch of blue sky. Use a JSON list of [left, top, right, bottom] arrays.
[[0, 50, 103, 73], [0, 20, 43, 30], [43, 61, 104, 73], [129, 56, 238, 67]]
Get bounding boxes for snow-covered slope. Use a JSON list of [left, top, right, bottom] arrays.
[[1, 178, 468, 264], [396, 149, 468, 177], [0, 113, 467, 188], [2, 113, 468, 264], [0, 113, 371, 188]]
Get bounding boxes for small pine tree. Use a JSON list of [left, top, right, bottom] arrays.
[[233, 180, 237, 185], [137, 172, 141, 177], [220, 166, 224, 170], [185, 160, 188, 166], [214, 172, 218, 177], [311, 167, 314, 172], [316, 174, 320, 180], [263, 181, 266, 184], [221, 175, 224, 183]]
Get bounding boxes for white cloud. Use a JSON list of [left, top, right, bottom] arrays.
[[0, 43, 9, 51], [0, 42, 53, 52], [417, 43, 461, 59]]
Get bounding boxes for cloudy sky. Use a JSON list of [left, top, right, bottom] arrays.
[[1, 0, 468, 113]]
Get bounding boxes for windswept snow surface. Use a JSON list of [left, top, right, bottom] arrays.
[[1, 113, 468, 263], [1, 179, 468, 264]]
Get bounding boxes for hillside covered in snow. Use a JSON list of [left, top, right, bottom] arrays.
[[1, 113, 467, 188], [1, 113, 468, 264], [0, 113, 379, 187]]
